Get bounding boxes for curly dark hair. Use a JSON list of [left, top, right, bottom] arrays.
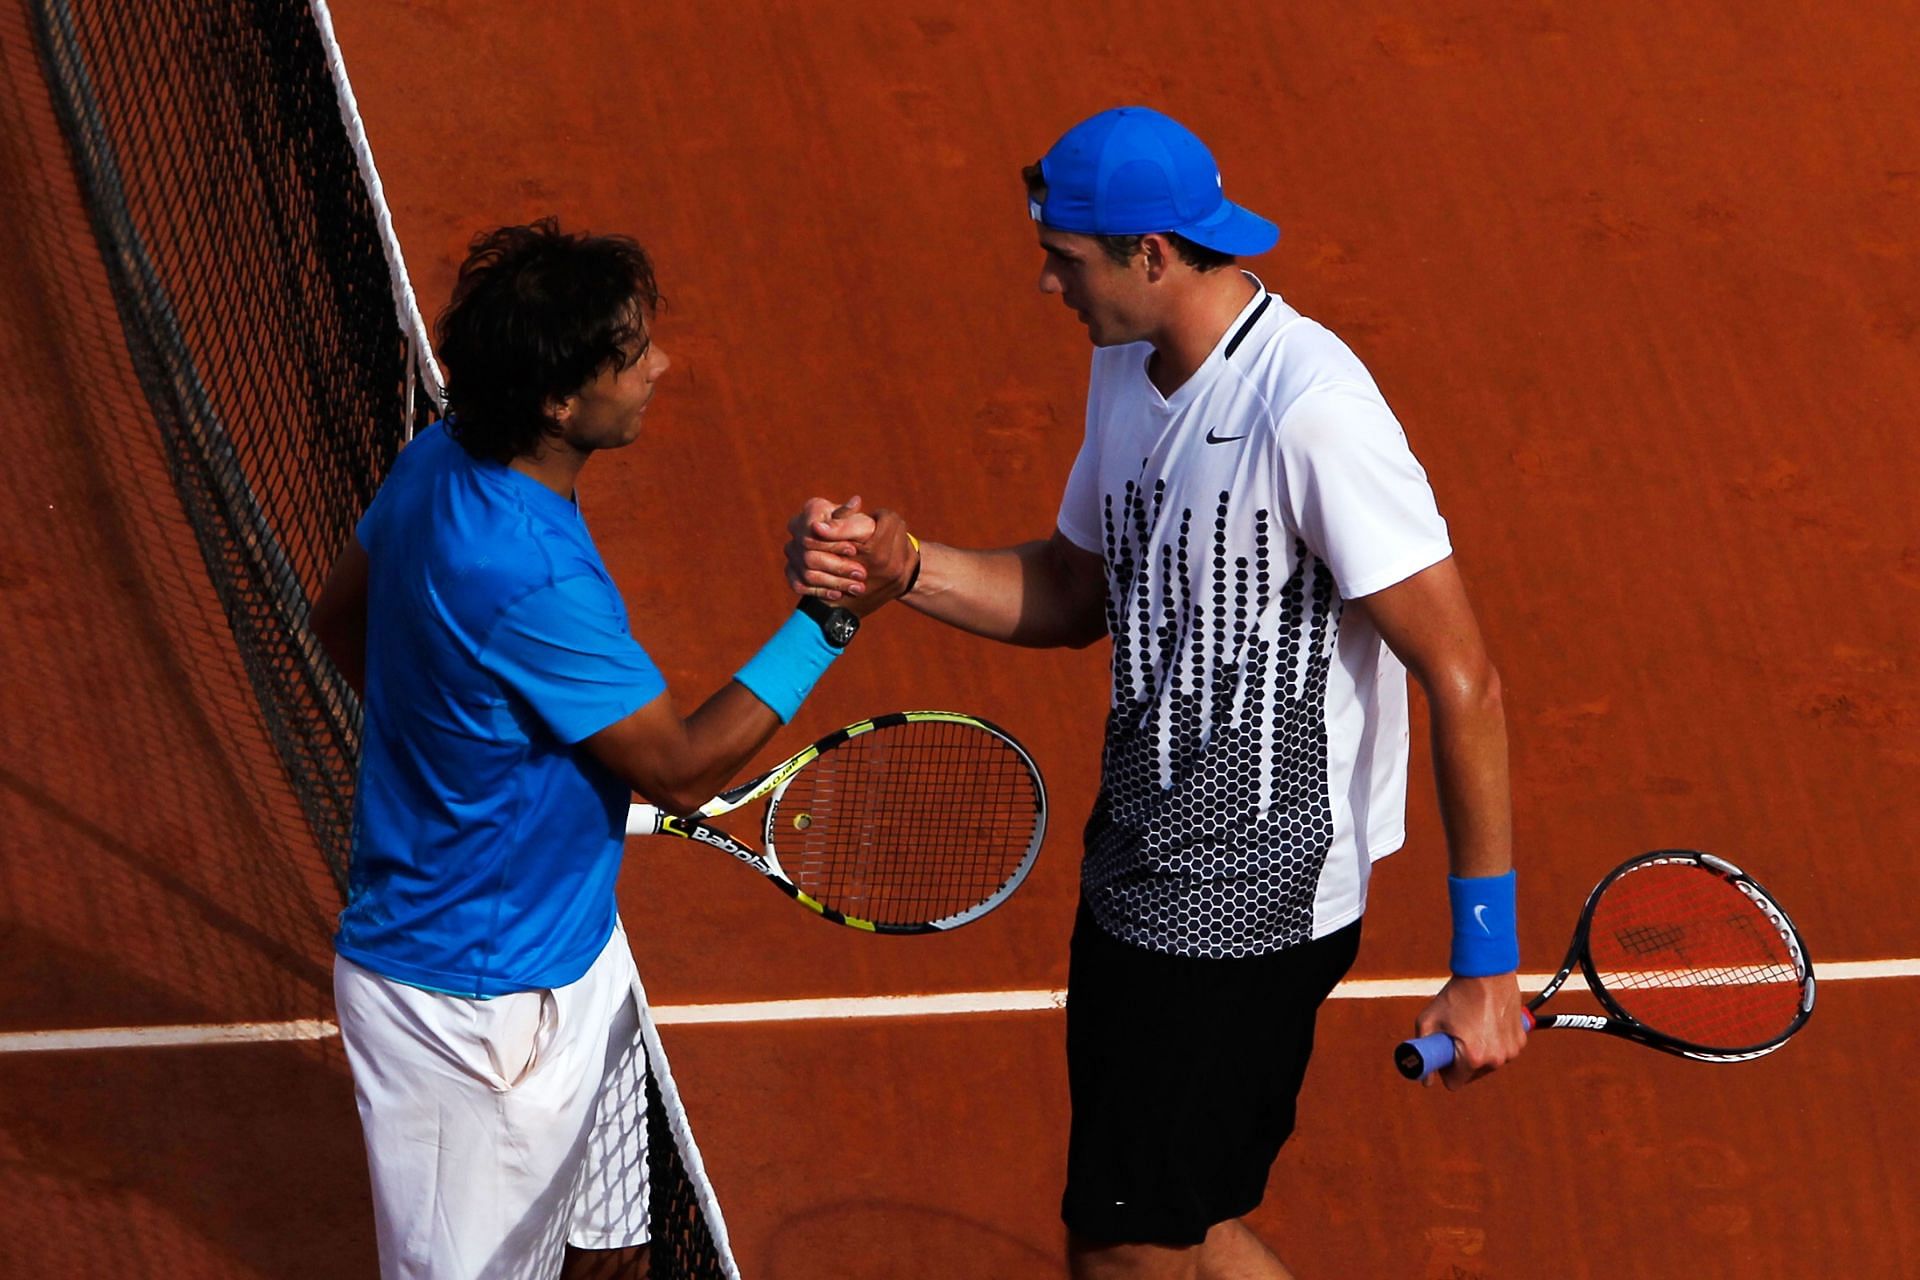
[[1021, 161, 1234, 272], [434, 219, 663, 463]]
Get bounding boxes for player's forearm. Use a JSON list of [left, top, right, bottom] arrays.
[[667, 681, 786, 812], [598, 681, 784, 817], [1425, 662, 1513, 880], [905, 539, 1107, 649]]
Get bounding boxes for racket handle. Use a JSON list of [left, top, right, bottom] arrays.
[[1395, 1009, 1534, 1081], [1395, 1033, 1454, 1080]]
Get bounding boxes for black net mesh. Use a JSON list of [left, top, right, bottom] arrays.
[[29, 0, 405, 899], [25, 1, 736, 1272], [645, 1034, 736, 1279]]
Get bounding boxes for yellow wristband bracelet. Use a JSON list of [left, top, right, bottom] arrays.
[[904, 533, 924, 595]]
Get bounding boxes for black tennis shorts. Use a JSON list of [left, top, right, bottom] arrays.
[[1060, 900, 1363, 1247]]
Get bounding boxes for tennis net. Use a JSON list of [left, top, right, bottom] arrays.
[[26, 0, 739, 1273]]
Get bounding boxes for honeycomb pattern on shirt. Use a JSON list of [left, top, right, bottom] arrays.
[[1082, 475, 1343, 958]]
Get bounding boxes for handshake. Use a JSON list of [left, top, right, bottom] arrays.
[[783, 495, 921, 618]]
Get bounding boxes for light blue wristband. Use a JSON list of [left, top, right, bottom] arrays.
[[734, 608, 841, 723], [1448, 870, 1519, 977]]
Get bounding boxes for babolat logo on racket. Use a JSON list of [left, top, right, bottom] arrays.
[[660, 815, 739, 853]]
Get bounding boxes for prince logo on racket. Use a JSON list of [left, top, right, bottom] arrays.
[[311, 219, 911, 1280], [784, 107, 1527, 1279]]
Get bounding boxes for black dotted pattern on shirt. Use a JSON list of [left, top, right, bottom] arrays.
[[1083, 476, 1342, 957]]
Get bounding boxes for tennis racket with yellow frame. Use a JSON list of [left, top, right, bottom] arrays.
[[625, 710, 1046, 934]]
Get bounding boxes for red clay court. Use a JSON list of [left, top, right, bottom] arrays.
[[1, 2, 1916, 1276]]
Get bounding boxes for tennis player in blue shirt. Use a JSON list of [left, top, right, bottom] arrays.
[[311, 219, 905, 1280]]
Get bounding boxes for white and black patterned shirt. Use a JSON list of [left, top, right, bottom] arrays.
[[1056, 278, 1452, 958]]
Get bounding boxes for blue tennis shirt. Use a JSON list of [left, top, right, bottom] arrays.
[[333, 422, 665, 997]]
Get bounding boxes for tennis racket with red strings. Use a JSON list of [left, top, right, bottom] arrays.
[[1396, 850, 1815, 1080]]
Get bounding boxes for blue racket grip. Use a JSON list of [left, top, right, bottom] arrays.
[[1395, 1033, 1454, 1080], [1395, 1008, 1534, 1081]]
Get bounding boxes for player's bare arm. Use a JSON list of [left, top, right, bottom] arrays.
[[311, 538, 371, 696], [897, 531, 1107, 648], [580, 682, 784, 817], [1353, 555, 1527, 1090], [785, 496, 1107, 649]]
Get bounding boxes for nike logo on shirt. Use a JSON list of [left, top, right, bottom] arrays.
[[1201, 289, 1272, 447]]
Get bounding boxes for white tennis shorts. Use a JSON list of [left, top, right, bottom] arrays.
[[334, 923, 652, 1279]]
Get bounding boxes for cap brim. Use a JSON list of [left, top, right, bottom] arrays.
[[1176, 198, 1280, 256]]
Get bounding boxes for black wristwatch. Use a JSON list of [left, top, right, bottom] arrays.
[[797, 594, 860, 649]]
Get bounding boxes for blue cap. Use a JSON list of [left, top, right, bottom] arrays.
[[1031, 107, 1279, 256]]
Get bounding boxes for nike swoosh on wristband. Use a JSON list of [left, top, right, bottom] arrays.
[[1472, 903, 1492, 934], [1204, 426, 1247, 444]]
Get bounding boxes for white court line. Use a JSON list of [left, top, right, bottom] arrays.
[[2, 958, 1910, 1055], [0, 1019, 340, 1054]]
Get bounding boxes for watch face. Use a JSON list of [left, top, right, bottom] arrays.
[[799, 594, 859, 647]]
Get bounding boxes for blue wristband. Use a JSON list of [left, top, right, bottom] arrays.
[[1447, 870, 1519, 977], [734, 608, 841, 723]]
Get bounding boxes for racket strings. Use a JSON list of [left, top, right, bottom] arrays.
[[768, 720, 1041, 926], [1587, 862, 1804, 1050]]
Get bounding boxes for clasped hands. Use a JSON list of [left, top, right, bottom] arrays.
[[783, 496, 918, 616]]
